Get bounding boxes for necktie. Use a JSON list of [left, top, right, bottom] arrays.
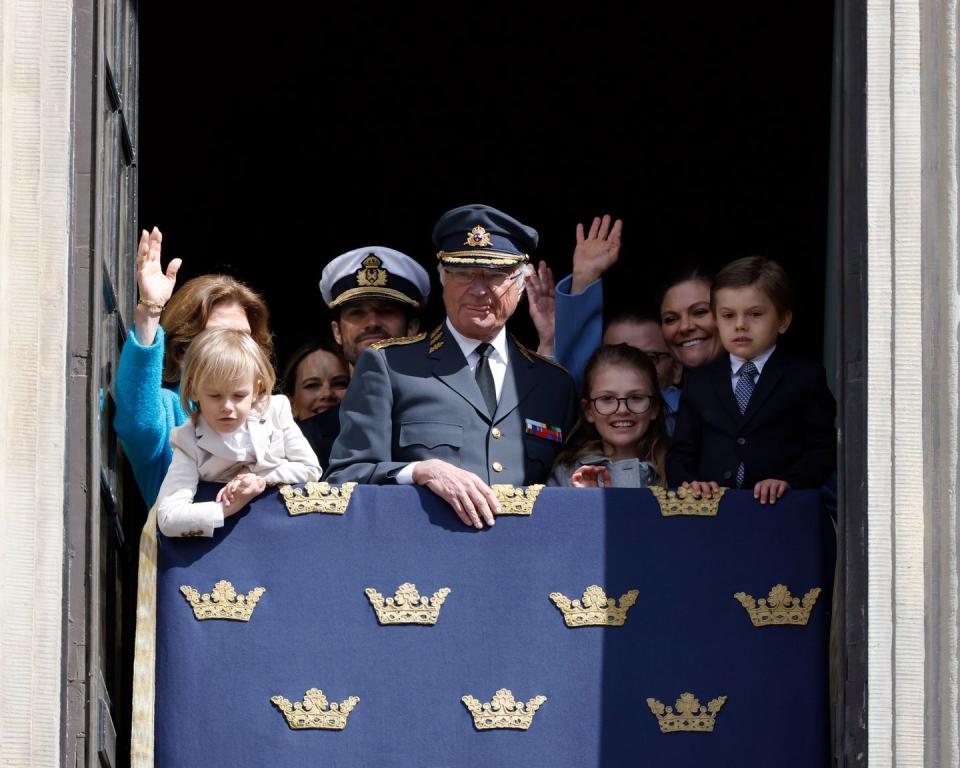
[[734, 361, 757, 487], [475, 342, 497, 415]]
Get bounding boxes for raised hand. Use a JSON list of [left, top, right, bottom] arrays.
[[134, 227, 182, 346], [412, 459, 502, 529], [525, 260, 556, 356], [571, 215, 623, 294], [136, 227, 181, 307]]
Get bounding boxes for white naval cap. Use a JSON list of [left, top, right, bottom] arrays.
[[319, 246, 431, 310]]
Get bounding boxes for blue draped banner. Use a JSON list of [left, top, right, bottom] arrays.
[[148, 484, 832, 767]]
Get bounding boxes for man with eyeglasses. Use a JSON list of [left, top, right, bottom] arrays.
[[325, 204, 578, 529]]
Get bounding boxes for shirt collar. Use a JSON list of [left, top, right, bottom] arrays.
[[445, 318, 508, 363], [729, 344, 776, 376]]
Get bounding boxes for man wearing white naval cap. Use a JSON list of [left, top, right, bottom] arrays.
[[298, 246, 430, 466], [321, 245, 431, 369]]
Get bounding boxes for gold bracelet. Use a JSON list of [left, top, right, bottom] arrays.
[[138, 299, 165, 311]]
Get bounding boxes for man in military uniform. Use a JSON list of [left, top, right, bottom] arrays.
[[297, 246, 430, 466], [321, 245, 431, 368], [325, 204, 578, 529]]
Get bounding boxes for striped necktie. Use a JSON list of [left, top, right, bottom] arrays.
[[734, 361, 757, 486]]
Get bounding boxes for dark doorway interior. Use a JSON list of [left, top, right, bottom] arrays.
[[139, 5, 834, 369], [129, 5, 848, 766]]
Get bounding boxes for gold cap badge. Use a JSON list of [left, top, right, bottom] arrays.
[[357, 254, 388, 287], [465, 225, 492, 248]]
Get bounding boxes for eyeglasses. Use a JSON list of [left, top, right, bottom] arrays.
[[589, 395, 653, 415], [443, 268, 523, 289]]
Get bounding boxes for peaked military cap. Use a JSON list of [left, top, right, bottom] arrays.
[[433, 203, 538, 268], [319, 246, 430, 310]]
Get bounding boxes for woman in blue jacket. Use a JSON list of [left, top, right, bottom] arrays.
[[114, 227, 272, 506]]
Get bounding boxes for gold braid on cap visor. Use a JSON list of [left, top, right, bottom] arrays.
[[436, 251, 529, 266]]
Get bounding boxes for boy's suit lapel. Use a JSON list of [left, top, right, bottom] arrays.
[[194, 416, 239, 461], [247, 407, 272, 464], [739, 348, 788, 429], [711, 357, 742, 426]]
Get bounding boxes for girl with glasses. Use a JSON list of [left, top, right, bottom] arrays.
[[548, 344, 668, 488]]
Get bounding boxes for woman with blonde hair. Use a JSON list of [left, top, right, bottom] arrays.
[[114, 227, 274, 506]]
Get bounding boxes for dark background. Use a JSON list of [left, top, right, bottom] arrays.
[[139, 5, 834, 369]]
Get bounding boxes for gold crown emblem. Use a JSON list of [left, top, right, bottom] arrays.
[[646, 692, 727, 733], [649, 485, 726, 517], [279, 481, 357, 516], [492, 484, 544, 515], [356, 254, 388, 287], [734, 584, 822, 627], [179, 580, 265, 621], [365, 583, 452, 625], [549, 585, 639, 627], [271, 688, 360, 730], [461, 689, 547, 730], [465, 225, 492, 248]]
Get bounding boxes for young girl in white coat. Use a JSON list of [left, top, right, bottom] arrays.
[[156, 327, 321, 537]]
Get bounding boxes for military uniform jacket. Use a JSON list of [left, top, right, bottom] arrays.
[[324, 324, 578, 486], [666, 348, 837, 489]]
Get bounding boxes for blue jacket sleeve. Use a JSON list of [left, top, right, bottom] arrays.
[[113, 325, 188, 506], [554, 274, 603, 393]]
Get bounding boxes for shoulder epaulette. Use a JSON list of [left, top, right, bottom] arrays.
[[512, 336, 569, 372], [369, 332, 426, 350], [428, 323, 445, 354]]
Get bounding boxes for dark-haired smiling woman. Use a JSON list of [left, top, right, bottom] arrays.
[[657, 267, 724, 369], [282, 339, 350, 421], [281, 339, 351, 468], [553, 217, 726, 408]]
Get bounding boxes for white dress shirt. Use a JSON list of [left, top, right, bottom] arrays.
[[397, 320, 510, 484], [443, 319, 509, 399], [220, 423, 256, 463]]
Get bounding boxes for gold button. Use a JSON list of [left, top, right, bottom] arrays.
[[491, 427, 502, 439], [492, 461, 503, 472]]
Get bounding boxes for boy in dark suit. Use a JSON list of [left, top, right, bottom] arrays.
[[666, 257, 836, 504]]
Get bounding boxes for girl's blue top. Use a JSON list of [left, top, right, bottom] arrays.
[[113, 324, 188, 507]]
